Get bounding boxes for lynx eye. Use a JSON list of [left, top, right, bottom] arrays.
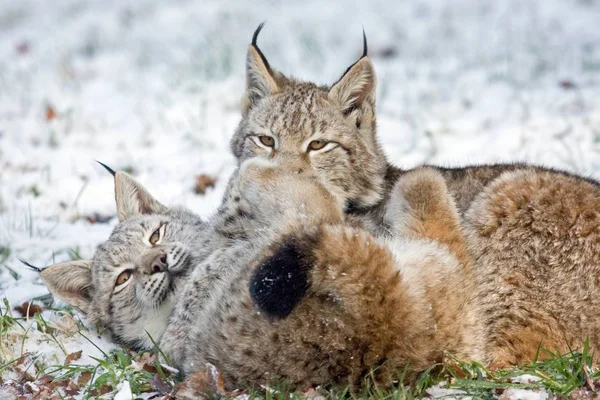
[[149, 228, 161, 245], [115, 270, 132, 286], [258, 135, 275, 148], [308, 140, 327, 151]]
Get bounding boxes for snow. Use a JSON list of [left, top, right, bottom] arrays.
[[114, 381, 133, 400], [1, 0, 600, 397], [501, 388, 548, 400]]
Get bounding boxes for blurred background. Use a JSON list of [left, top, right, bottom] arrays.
[[1, 0, 600, 298]]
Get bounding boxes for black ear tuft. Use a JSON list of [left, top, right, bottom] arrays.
[[362, 27, 368, 58], [18, 258, 42, 273], [251, 22, 271, 71], [252, 21, 266, 47], [249, 235, 316, 319], [96, 160, 116, 177]]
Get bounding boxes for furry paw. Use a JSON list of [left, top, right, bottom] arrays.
[[249, 235, 316, 319], [385, 168, 458, 237]]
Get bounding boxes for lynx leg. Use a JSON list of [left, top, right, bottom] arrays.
[[385, 167, 471, 266]]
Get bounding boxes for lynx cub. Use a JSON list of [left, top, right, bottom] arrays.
[[42, 160, 600, 390], [41, 159, 485, 388]]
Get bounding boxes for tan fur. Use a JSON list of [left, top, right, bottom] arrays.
[[189, 168, 484, 390], [41, 157, 600, 390], [226, 30, 600, 377], [463, 169, 600, 367]]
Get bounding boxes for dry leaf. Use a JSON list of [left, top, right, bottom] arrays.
[[64, 350, 82, 365], [150, 374, 173, 394], [559, 80, 577, 90], [89, 384, 113, 397], [85, 213, 113, 224], [77, 371, 92, 386], [14, 302, 44, 317], [36, 375, 53, 385], [194, 174, 217, 195], [45, 104, 57, 121]]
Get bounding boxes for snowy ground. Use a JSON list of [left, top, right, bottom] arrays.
[[1, 0, 600, 397]]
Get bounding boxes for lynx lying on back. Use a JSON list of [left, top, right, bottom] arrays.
[[42, 159, 600, 390], [41, 161, 485, 388]]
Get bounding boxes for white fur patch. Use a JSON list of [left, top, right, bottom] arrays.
[[379, 237, 460, 301], [123, 296, 175, 347]]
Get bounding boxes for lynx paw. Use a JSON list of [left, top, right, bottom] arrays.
[[385, 168, 458, 237], [249, 235, 316, 319]]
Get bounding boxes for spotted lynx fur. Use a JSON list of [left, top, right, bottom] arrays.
[[42, 160, 488, 389], [42, 162, 600, 390]]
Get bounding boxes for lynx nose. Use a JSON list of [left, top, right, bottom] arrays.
[[150, 254, 168, 274]]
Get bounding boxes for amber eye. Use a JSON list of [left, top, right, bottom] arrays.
[[308, 140, 327, 151], [258, 135, 275, 148], [149, 227, 161, 245], [115, 270, 132, 286]]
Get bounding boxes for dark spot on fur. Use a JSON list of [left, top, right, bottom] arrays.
[[249, 234, 318, 319], [237, 208, 254, 219], [345, 200, 364, 214], [243, 349, 254, 357]]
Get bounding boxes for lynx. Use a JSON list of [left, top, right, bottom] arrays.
[[41, 161, 600, 390], [230, 24, 600, 366], [39, 158, 488, 388]]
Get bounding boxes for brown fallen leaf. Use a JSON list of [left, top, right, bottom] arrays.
[[150, 374, 173, 394], [85, 213, 114, 224], [89, 384, 113, 397], [36, 375, 53, 385], [64, 386, 80, 397], [143, 363, 158, 374], [559, 80, 577, 90], [14, 302, 44, 317], [51, 378, 70, 388], [64, 350, 82, 365], [77, 371, 92, 386], [194, 174, 217, 195], [46, 104, 57, 121]]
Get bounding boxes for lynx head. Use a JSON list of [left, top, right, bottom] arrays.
[[41, 167, 205, 349], [230, 24, 388, 211]]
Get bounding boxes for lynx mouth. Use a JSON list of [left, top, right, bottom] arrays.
[[168, 251, 193, 273]]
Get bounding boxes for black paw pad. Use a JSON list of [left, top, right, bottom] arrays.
[[249, 236, 316, 319]]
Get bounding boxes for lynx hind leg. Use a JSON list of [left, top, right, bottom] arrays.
[[385, 168, 470, 266], [250, 225, 406, 320]]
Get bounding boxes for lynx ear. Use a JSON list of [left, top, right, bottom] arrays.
[[329, 57, 376, 116], [242, 23, 282, 115], [41, 260, 93, 314], [329, 31, 376, 118], [114, 172, 167, 221]]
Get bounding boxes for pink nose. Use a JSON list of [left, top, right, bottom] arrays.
[[151, 254, 168, 274]]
